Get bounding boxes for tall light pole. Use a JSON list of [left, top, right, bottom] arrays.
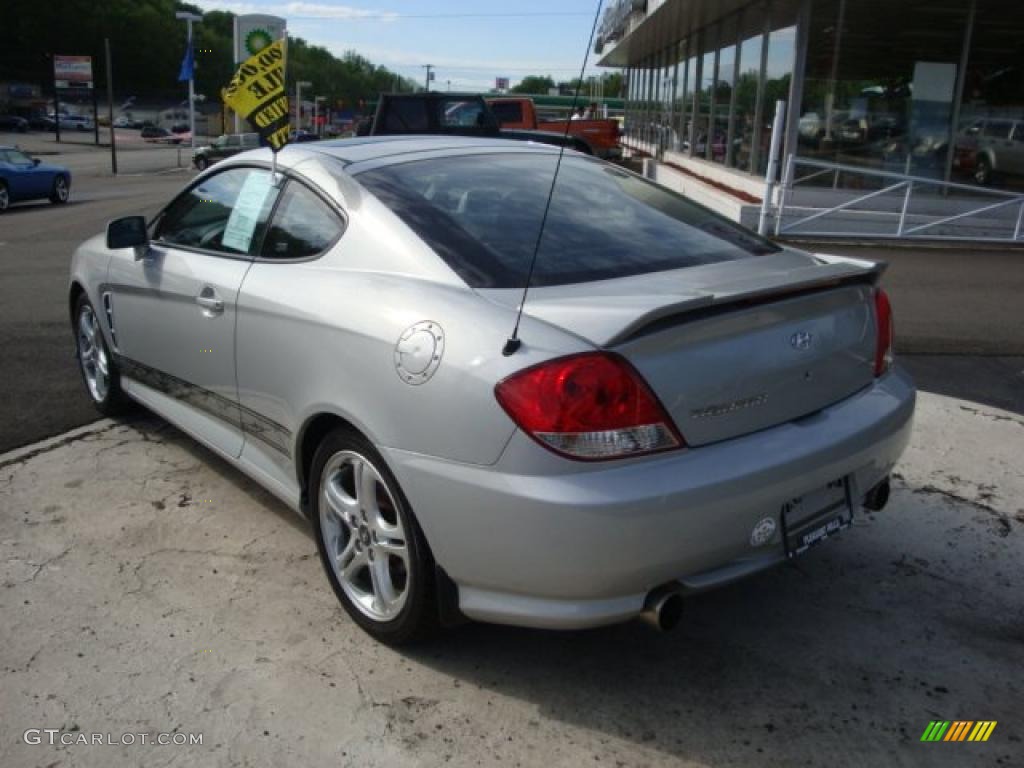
[[422, 64, 434, 92], [295, 80, 311, 132], [313, 95, 325, 137], [175, 11, 202, 151]]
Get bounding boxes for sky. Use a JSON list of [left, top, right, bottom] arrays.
[[192, 0, 610, 91]]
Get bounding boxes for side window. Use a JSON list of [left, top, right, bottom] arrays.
[[983, 121, 1012, 140], [155, 168, 278, 256], [490, 102, 523, 126], [441, 100, 485, 128], [260, 182, 343, 260]]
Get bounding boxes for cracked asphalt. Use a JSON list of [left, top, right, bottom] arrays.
[[1, 392, 1021, 767]]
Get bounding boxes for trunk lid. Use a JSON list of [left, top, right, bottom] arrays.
[[480, 250, 883, 447]]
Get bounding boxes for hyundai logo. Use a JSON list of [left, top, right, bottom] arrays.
[[790, 331, 813, 351]]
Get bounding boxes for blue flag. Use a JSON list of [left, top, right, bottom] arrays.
[[178, 37, 195, 82]]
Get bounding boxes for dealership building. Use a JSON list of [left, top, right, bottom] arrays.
[[597, 0, 1024, 239]]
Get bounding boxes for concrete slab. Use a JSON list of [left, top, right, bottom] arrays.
[[0, 393, 1021, 767]]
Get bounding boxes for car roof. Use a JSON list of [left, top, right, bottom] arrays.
[[303, 135, 561, 168]]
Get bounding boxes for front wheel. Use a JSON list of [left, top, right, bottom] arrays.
[[311, 429, 437, 645], [0, 181, 9, 212], [194, 156, 208, 171], [974, 157, 993, 186], [74, 294, 129, 415], [50, 175, 69, 204]]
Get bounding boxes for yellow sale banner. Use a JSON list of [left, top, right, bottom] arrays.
[[222, 39, 289, 151]]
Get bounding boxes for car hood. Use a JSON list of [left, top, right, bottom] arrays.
[[477, 248, 882, 347]]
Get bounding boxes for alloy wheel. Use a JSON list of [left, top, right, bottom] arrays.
[[0, 184, 8, 211], [77, 304, 109, 402], [319, 451, 410, 622]]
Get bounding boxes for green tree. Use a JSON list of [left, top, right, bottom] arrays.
[[511, 75, 556, 94]]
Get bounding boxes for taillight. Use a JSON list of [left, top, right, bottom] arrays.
[[874, 288, 894, 376], [494, 352, 683, 460]]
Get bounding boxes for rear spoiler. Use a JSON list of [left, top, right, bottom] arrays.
[[609, 260, 886, 346]]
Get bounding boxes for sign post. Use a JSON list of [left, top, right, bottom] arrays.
[[105, 38, 117, 175]]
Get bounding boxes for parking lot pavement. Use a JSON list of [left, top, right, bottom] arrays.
[[0, 167, 191, 454], [0, 391, 1020, 768], [1, 129, 196, 176]]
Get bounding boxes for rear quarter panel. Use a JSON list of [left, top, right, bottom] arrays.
[[233, 171, 593, 472]]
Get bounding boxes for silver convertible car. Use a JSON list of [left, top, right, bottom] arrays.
[[69, 136, 914, 644]]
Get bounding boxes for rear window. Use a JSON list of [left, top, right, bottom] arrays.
[[356, 153, 778, 288]]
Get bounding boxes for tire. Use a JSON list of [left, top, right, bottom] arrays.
[[194, 156, 208, 171], [49, 174, 69, 204], [0, 181, 8, 213], [974, 156, 992, 186], [311, 428, 437, 645], [73, 293, 129, 416]]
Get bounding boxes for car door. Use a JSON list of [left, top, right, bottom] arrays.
[[107, 166, 280, 458], [1, 149, 42, 199], [1008, 122, 1024, 175], [234, 177, 346, 484]]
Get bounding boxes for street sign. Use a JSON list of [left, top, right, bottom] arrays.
[[496, 77, 510, 91], [54, 55, 93, 89]]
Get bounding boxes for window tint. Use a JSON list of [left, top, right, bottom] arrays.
[[155, 168, 278, 256], [983, 121, 1012, 139], [489, 101, 524, 126], [260, 182, 343, 259], [357, 154, 778, 288], [382, 99, 430, 132]]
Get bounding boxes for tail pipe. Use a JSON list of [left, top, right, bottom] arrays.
[[863, 477, 891, 512], [640, 584, 684, 632]]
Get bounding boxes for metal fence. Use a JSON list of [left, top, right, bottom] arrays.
[[773, 156, 1024, 243]]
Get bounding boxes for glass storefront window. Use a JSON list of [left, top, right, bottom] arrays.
[[695, 32, 717, 159], [712, 17, 738, 166], [674, 39, 691, 152], [735, 25, 765, 173], [958, 0, 1024, 190], [798, 0, 969, 180]]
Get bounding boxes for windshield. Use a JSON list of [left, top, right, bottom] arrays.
[[356, 153, 779, 288]]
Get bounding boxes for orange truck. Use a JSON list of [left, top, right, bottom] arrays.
[[486, 97, 622, 160]]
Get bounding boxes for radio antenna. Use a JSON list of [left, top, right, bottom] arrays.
[[502, 0, 604, 357]]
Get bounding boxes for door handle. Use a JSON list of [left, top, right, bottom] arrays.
[[196, 287, 224, 315]]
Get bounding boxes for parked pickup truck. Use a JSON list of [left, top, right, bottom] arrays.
[[486, 97, 621, 160], [358, 93, 594, 155]]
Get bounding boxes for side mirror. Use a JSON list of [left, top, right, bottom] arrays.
[[32, 157, 41, 166], [106, 216, 149, 249]]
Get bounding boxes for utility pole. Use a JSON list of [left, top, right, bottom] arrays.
[[313, 96, 325, 137], [422, 64, 433, 92], [295, 80, 311, 131], [175, 11, 203, 152], [105, 38, 117, 174]]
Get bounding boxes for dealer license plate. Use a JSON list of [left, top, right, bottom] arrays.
[[781, 477, 853, 558]]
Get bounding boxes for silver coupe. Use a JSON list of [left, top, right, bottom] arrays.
[[69, 137, 915, 644]]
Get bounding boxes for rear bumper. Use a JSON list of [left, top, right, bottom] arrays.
[[383, 367, 915, 629]]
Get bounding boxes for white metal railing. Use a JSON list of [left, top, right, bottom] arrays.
[[773, 156, 1024, 243]]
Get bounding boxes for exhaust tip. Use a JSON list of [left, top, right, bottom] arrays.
[[640, 586, 684, 632], [864, 477, 891, 512]]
